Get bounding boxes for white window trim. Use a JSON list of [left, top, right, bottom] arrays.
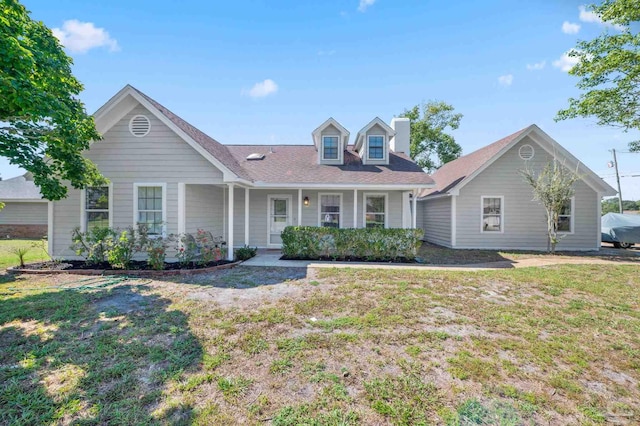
[[367, 135, 386, 161], [480, 195, 504, 234], [80, 183, 113, 232], [133, 183, 167, 237], [321, 135, 340, 161], [557, 196, 575, 235], [363, 192, 388, 229], [318, 192, 343, 228]]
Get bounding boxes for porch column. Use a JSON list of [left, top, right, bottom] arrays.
[[411, 189, 418, 229], [297, 188, 302, 226], [353, 189, 358, 228], [244, 187, 250, 245], [227, 183, 234, 261], [178, 183, 186, 236]]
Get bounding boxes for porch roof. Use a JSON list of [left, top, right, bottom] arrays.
[[225, 145, 435, 186]]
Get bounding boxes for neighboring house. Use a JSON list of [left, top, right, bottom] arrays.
[[417, 125, 617, 251], [49, 85, 434, 260], [0, 173, 48, 239]]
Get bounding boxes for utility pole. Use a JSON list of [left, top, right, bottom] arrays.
[[612, 149, 623, 213]]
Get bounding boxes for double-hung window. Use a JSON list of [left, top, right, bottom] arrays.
[[136, 185, 165, 236], [481, 196, 503, 232], [368, 135, 384, 160], [322, 136, 339, 160], [85, 186, 110, 230], [319, 194, 341, 228], [557, 198, 573, 233], [364, 194, 386, 228]]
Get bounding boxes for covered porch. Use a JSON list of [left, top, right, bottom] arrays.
[[178, 183, 421, 261]]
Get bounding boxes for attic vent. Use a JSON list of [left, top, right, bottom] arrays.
[[129, 115, 151, 137], [246, 153, 265, 161], [519, 144, 535, 160]]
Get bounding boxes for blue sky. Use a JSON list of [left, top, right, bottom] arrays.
[[6, 0, 639, 199]]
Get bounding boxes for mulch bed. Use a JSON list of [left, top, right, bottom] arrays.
[[8, 259, 240, 276]]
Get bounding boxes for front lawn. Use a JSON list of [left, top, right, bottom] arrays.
[[0, 239, 49, 270], [1, 264, 638, 424]]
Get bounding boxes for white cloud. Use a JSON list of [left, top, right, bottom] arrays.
[[562, 21, 581, 34], [578, 5, 625, 30], [553, 50, 581, 72], [498, 74, 513, 87], [244, 79, 278, 98], [52, 20, 119, 54], [358, 0, 375, 12], [526, 60, 546, 71]]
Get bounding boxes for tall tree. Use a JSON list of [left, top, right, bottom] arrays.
[[0, 0, 105, 201], [400, 101, 463, 172], [521, 161, 580, 253], [556, 0, 640, 152]]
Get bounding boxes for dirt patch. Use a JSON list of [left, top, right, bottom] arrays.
[[93, 289, 146, 314]]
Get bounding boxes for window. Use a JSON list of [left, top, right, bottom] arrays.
[[85, 186, 109, 230], [319, 194, 341, 228], [482, 196, 503, 232], [322, 136, 339, 160], [557, 198, 573, 233], [365, 194, 386, 228], [368, 135, 384, 160], [136, 185, 165, 235]]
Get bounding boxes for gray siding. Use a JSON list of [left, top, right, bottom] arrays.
[[185, 185, 224, 236], [0, 202, 47, 225], [455, 136, 599, 250], [51, 103, 225, 257], [418, 197, 452, 247]]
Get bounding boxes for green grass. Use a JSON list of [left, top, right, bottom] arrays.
[[0, 264, 638, 424], [0, 239, 49, 269]]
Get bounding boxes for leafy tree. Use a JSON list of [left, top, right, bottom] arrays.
[[602, 197, 639, 214], [400, 101, 463, 172], [556, 0, 640, 152], [0, 0, 105, 201], [521, 160, 580, 253]]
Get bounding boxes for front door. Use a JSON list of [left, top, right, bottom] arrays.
[[268, 195, 291, 247]]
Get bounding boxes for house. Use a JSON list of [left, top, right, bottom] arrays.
[[48, 85, 434, 260], [416, 125, 617, 251], [0, 173, 48, 239]]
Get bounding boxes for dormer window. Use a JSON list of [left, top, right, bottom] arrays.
[[368, 136, 385, 160], [322, 136, 339, 160]]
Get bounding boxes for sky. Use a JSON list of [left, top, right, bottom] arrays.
[[5, 0, 639, 199]]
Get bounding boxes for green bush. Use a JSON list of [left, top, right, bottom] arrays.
[[281, 226, 423, 262], [235, 245, 257, 261]]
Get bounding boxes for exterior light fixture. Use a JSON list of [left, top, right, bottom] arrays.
[[303, 196, 310, 206]]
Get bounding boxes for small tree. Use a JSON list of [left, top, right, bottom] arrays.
[[521, 160, 580, 253]]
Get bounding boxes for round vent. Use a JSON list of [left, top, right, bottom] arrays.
[[519, 144, 535, 160], [129, 115, 151, 137]]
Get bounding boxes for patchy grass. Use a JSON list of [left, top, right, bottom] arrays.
[[418, 241, 640, 265], [1, 264, 639, 424], [0, 239, 49, 270]]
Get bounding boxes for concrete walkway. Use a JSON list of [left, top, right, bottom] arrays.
[[241, 250, 639, 271]]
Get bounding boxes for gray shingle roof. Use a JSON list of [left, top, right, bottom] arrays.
[[129, 86, 433, 187], [0, 174, 44, 200]]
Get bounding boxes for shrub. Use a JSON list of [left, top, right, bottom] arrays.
[[105, 227, 143, 269], [195, 229, 226, 265], [9, 246, 29, 268], [281, 226, 423, 262], [235, 245, 257, 261], [146, 236, 172, 270], [71, 226, 116, 265]]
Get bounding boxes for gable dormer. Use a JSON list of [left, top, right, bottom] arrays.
[[312, 118, 350, 165], [354, 117, 395, 165]]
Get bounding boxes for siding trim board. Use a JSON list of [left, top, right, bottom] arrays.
[[451, 195, 456, 247]]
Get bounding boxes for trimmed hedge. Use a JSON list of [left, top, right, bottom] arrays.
[[281, 226, 424, 262]]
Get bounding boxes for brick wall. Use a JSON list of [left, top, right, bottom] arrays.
[[0, 224, 48, 239]]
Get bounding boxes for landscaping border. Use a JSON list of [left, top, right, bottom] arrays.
[[7, 261, 242, 277]]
